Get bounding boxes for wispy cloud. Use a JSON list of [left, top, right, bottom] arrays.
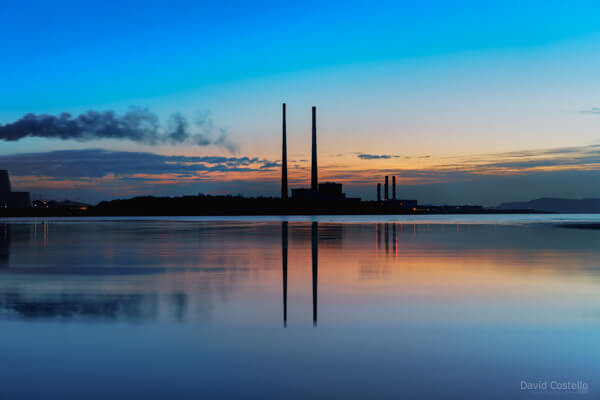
[[7, 143, 600, 204], [0, 149, 277, 179], [357, 153, 430, 160], [434, 144, 600, 175], [357, 153, 401, 160], [581, 108, 600, 114]]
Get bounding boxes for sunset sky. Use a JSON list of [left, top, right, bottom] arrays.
[[1, 0, 600, 205]]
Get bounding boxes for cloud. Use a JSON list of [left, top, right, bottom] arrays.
[[356, 153, 428, 160], [581, 108, 600, 114], [260, 162, 280, 169], [9, 144, 599, 184], [357, 153, 401, 160], [0, 149, 277, 179], [7, 143, 600, 205], [434, 144, 600, 174], [488, 145, 600, 160], [214, 128, 237, 153], [0, 107, 236, 152]]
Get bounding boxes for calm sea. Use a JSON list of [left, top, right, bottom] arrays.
[[1, 215, 600, 399]]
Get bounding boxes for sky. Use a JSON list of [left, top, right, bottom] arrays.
[[1, 0, 600, 205]]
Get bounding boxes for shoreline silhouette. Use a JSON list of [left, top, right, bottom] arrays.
[[0, 194, 550, 217]]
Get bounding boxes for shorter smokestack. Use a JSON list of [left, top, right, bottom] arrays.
[[392, 176, 396, 200], [377, 183, 381, 202], [384, 176, 389, 201]]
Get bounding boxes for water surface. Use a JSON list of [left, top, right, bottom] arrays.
[[1, 216, 599, 399]]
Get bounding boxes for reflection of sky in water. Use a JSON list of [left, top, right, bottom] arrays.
[[1, 218, 600, 399]]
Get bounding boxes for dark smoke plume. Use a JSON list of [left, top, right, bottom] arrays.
[[0, 107, 237, 152]]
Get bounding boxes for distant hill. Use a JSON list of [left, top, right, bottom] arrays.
[[497, 198, 600, 213]]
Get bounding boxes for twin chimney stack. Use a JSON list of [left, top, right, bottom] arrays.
[[281, 104, 319, 200]]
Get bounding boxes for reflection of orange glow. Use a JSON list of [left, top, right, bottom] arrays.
[[394, 225, 397, 258], [315, 243, 600, 306], [5, 221, 600, 327]]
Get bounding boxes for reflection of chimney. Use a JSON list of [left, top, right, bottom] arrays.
[[377, 183, 381, 202], [384, 176, 389, 201], [282, 221, 288, 327], [311, 106, 318, 194], [392, 223, 397, 256], [0, 223, 10, 268], [281, 104, 288, 200], [392, 176, 396, 200], [312, 222, 318, 326], [384, 223, 389, 254]]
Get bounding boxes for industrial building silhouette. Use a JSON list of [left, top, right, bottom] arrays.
[[0, 170, 30, 208]]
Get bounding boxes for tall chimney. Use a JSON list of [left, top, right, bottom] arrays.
[[384, 176, 389, 201], [377, 183, 381, 202], [311, 106, 318, 194], [392, 176, 396, 200], [281, 103, 288, 200]]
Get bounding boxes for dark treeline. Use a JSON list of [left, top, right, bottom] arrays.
[[0, 194, 548, 217]]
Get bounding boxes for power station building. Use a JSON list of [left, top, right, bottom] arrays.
[[280, 104, 416, 207], [0, 170, 31, 208], [292, 182, 346, 201]]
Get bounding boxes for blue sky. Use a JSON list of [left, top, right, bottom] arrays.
[[1, 0, 600, 204], [2, 0, 599, 111]]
